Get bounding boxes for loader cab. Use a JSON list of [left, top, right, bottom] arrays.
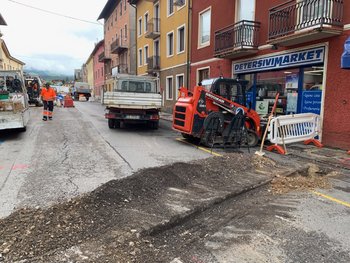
[[201, 78, 248, 105]]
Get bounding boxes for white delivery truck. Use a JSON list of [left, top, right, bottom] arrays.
[[103, 74, 162, 129], [0, 70, 30, 131]]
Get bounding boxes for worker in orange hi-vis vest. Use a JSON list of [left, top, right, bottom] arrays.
[[40, 83, 56, 121]]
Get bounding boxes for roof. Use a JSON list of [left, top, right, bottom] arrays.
[[0, 13, 7, 26], [1, 40, 25, 65], [98, 0, 119, 20]]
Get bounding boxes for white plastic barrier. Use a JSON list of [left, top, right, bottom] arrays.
[[267, 113, 322, 154]]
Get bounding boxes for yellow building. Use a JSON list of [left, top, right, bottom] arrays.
[[130, 0, 189, 112], [0, 39, 25, 71], [0, 14, 25, 71], [85, 55, 94, 96]]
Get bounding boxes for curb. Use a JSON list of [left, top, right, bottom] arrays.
[[140, 178, 272, 237]]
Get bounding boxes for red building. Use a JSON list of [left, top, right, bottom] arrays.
[[93, 40, 105, 101], [190, 0, 350, 150]]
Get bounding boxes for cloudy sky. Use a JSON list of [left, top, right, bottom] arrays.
[[1, 0, 107, 76]]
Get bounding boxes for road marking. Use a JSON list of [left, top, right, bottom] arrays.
[[176, 138, 223, 157], [312, 191, 350, 208], [12, 164, 29, 170]]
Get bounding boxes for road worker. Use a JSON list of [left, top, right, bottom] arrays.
[[40, 83, 56, 121]]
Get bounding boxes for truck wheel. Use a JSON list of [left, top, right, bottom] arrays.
[[108, 119, 115, 129]]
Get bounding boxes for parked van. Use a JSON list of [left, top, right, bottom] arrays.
[[0, 70, 30, 131]]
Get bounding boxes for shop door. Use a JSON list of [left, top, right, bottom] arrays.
[[299, 66, 324, 115]]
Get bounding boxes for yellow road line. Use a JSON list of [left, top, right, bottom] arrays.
[[312, 191, 350, 208], [176, 138, 223, 157]]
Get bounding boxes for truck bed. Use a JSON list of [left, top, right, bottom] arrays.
[[103, 91, 162, 109]]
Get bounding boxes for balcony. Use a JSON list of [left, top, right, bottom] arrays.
[[145, 18, 160, 39], [98, 52, 111, 62], [147, 56, 160, 74], [117, 64, 128, 74], [214, 20, 260, 59], [268, 0, 343, 46], [111, 38, 128, 54]]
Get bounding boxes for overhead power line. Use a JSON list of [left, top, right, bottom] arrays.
[[8, 0, 103, 26]]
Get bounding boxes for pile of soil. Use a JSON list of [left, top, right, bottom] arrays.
[[271, 164, 335, 194], [0, 154, 276, 262]]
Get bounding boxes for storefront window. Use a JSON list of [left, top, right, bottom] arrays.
[[303, 66, 323, 90], [255, 68, 299, 117]]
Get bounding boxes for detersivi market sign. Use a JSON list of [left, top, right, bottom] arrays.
[[233, 46, 325, 74]]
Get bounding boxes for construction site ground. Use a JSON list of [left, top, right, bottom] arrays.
[[1, 144, 350, 263]]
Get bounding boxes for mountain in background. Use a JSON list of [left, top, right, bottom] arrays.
[[24, 67, 74, 82]]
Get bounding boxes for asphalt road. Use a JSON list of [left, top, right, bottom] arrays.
[[0, 102, 209, 219], [1, 101, 350, 263]]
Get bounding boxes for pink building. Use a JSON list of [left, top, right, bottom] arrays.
[[93, 40, 105, 100]]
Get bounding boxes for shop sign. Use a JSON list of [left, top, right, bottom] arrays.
[[301, 90, 322, 115], [233, 47, 325, 74], [255, 100, 269, 115], [246, 92, 253, 108], [341, 36, 350, 69]]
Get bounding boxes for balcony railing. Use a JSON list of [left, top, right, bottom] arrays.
[[111, 38, 128, 54], [269, 0, 343, 40], [147, 56, 160, 73], [214, 20, 260, 58], [145, 18, 160, 39], [98, 52, 111, 62]]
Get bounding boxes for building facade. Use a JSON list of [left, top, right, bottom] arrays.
[[130, 0, 189, 113], [93, 40, 105, 101], [190, 0, 350, 150], [98, 0, 136, 92], [0, 40, 25, 71], [85, 56, 94, 96], [0, 15, 25, 71]]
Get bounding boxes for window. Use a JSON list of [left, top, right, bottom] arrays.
[[120, 29, 123, 40], [138, 49, 143, 66], [236, 0, 255, 21], [138, 17, 142, 36], [166, 76, 173, 100], [175, 0, 186, 9], [177, 25, 185, 53], [144, 13, 149, 33], [197, 67, 209, 84], [176, 74, 184, 99], [167, 31, 174, 57], [168, 0, 174, 16], [199, 8, 211, 47], [120, 1, 123, 15], [117, 81, 156, 93], [125, 24, 128, 38], [124, 0, 127, 10], [144, 46, 149, 65]]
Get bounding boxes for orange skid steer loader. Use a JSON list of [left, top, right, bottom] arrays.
[[172, 78, 262, 147]]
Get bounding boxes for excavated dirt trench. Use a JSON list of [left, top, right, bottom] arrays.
[[0, 153, 335, 262]]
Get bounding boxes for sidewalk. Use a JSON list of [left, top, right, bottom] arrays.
[[160, 111, 173, 122]]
